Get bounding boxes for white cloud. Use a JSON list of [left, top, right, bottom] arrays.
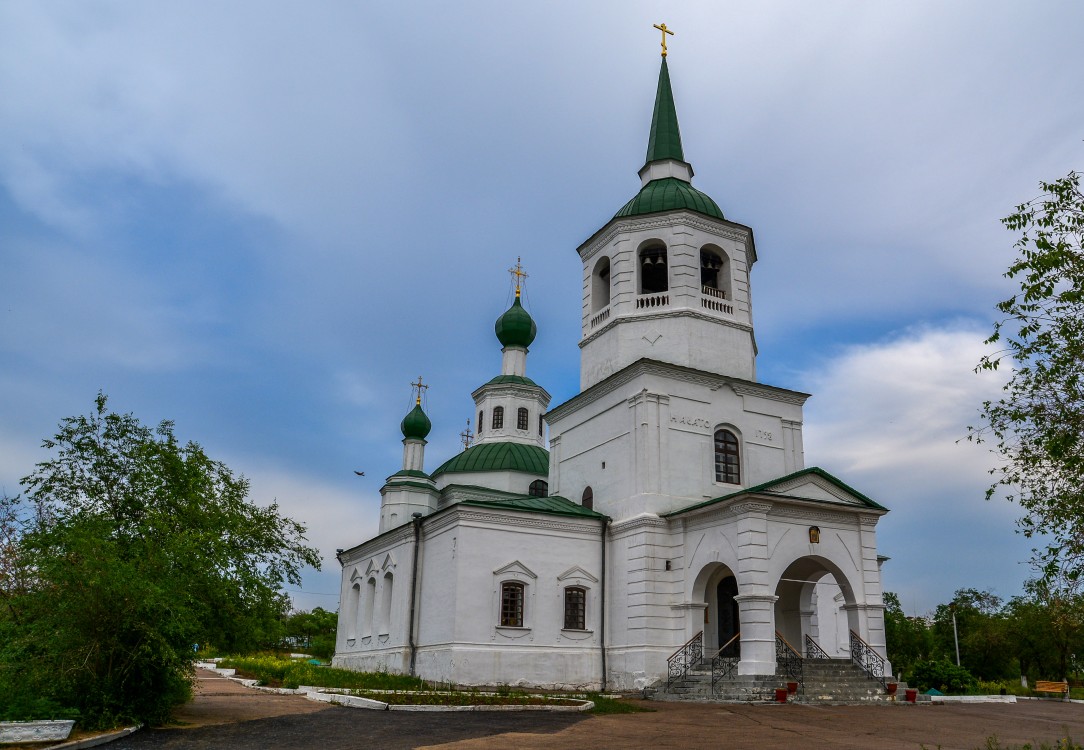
[[800, 324, 1036, 613]]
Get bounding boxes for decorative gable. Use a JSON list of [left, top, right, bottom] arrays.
[[767, 475, 864, 506], [557, 565, 599, 584], [493, 560, 538, 580]]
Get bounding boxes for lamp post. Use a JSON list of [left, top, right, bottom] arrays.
[[950, 602, 961, 667]]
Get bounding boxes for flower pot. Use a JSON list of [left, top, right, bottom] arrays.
[[774, 687, 788, 703], [905, 688, 917, 703], [0, 720, 75, 744], [886, 682, 898, 695], [787, 681, 799, 694]]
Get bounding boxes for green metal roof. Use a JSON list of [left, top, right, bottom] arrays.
[[663, 467, 888, 518], [460, 495, 605, 519], [400, 403, 432, 440], [431, 441, 549, 477], [387, 469, 432, 480], [646, 58, 684, 164], [615, 177, 724, 220], [494, 296, 537, 348], [486, 374, 539, 387]]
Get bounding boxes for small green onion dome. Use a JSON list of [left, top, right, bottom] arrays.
[[400, 402, 432, 440], [494, 296, 537, 348]]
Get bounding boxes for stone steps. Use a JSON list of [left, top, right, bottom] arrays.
[[660, 658, 908, 704]]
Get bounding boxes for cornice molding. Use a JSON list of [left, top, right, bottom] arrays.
[[426, 507, 603, 537], [579, 308, 753, 349], [578, 211, 751, 263], [340, 524, 414, 562], [471, 382, 553, 405], [546, 359, 809, 424], [609, 513, 669, 535]]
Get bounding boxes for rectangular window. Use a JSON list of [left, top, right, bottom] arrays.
[[564, 587, 586, 630], [517, 407, 529, 431], [538, 414, 543, 436], [500, 582, 524, 627]]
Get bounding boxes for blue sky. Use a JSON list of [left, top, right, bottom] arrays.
[[2, 1, 1082, 616]]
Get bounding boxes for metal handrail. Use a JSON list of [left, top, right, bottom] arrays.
[[849, 629, 887, 688], [804, 633, 831, 660], [666, 630, 703, 690], [775, 631, 804, 687], [710, 632, 741, 695]]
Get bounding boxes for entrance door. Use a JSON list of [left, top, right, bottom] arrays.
[[716, 576, 740, 655]]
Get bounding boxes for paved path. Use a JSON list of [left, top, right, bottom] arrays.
[[106, 670, 1084, 750]]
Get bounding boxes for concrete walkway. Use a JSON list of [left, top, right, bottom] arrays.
[[102, 669, 1084, 750]]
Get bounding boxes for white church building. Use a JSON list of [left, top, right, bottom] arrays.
[[333, 51, 891, 692]]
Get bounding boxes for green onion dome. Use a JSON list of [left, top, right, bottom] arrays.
[[494, 296, 537, 348], [400, 402, 432, 440]]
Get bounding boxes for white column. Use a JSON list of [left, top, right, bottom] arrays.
[[734, 594, 778, 675]]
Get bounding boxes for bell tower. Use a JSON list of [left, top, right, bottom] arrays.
[[577, 54, 758, 390]]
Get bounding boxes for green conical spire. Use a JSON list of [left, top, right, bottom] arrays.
[[645, 58, 684, 164]]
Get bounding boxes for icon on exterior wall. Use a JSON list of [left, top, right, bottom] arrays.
[[808, 526, 821, 544]]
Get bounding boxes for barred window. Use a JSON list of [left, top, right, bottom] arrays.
[[564, 587, 586, 630], [478, 410, 483, 434], [500, 581, 524, 627], [492, 406, 504, 430], [517, 407, 529, 431], [581, 486, 593, 510], [714, 429, 740, 484], [538, 413, 543, 436], [528, 479, 548, 497]]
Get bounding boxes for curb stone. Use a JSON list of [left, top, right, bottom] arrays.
[[43, 726, 140, 750]]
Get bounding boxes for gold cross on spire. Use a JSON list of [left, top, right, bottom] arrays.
[[410, 376, 428, 405], [460, 418, 474, 450], [653, 22, 674, 58], [508, 257, 528, 298]]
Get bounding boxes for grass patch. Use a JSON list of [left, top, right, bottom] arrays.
[[585, 693, 654, 714], [351, 690, 583, 707]]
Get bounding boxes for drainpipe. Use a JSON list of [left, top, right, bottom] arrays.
[[407, 512, 423, 676], [600, 516, 610, 691]]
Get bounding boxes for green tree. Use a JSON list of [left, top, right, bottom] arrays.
[[931, 589, 1015, 680], [883, 592, 933, 676], [282, 607, 339, 659], [1006, 576, 1084, 681], [0, 394, 321, 727], [971, 171, 1084, 582]]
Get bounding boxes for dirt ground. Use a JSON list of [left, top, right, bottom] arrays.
[[99, 669, 1084, 750]]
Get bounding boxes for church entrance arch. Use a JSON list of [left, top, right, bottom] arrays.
[[691, 562, 741, 654], [773, 556, 858, 658]]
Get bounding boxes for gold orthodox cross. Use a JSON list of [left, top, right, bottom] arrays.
[[509, 257, 528, 297], [653, 23, 674, 57], [411, 376, 428, 405], [460, 419, 474, 450]]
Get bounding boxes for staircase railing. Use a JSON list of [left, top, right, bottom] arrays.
[[710, 632, 741, 695], [804, 634, 831, 660], [776, 632, 804, 687], [666, 630, 703, 690], [849, 629, 887, 688]]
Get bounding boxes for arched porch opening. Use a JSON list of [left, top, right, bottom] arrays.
[[773, 556, 858, 658], [691, 561, 740, 654]]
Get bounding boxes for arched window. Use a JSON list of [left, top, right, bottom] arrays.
[[500, 581, 525, 627], [492, 406, 504, 430], [346, 581, 361, 640], [639, 245, 668, 294], [379, 572, 393, 635], [592, 256, 611, 311], [714, 429, 741, 485], [517, 407, 529, 431], [564, 586, 587, 630], [364, 578, 377, 637], [528, 479, 548, 497], [581, 486, 593, 510], [478, 410, 484, 434]]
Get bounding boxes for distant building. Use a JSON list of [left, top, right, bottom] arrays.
[[333, 53, 891, 690]]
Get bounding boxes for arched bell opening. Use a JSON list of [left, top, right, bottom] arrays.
[[773, 556, 857, 658], [638, 242, 668, 295], [591, 256, 611, 312], [700, 245, 731, 300]]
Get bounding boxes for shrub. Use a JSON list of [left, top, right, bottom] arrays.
[[909, 659, 978, 694]]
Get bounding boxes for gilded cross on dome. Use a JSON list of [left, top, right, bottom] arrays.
[[410, 376, 428, 405], [508, 257, 528, 298], [653, 23, 674, 57], [460, 418, 474, 449]]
